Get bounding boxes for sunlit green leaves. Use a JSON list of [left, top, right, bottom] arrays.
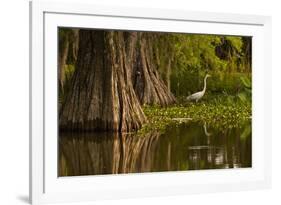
[[240, 76, 251, 89], [238, 76, 252, 103], [169, 34, 251, 98], [225, 36, 243, 53], [138, 96, 251, 135]]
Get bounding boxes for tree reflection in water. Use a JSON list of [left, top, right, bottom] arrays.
[[59, 122, 251, 176]]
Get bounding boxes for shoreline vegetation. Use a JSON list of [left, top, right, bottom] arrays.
[[139, 99, 251, 135], [58, 29, 252, 176], [58, 29, 252, 134]]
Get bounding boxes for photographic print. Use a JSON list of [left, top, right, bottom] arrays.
[[58, 28, 252, 177]]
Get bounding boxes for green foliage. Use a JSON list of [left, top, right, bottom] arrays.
[[167, 34, 251, 99], [240, 75, 251, 88], [225, 36, 243, 53], [58, 30, 252, 132], [237, 76, 252, 103], [171, 72, 251, 97], [138, 96, 251, 135], [173, 34, 226, 72], [65, 64, 75, 81]]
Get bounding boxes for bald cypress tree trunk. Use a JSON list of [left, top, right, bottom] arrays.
[[58, 32, 69, 93], [132, 33, 176, 106], [59, 30, 146, 132]]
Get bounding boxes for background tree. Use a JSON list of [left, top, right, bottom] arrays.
[[58, 29, 79, 94], [132, 32, 176, 106], [169, 34, 251, 97], [59, 28, 252, 132]]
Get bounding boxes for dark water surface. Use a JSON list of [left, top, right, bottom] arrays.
[[59, 121, 251, 176]]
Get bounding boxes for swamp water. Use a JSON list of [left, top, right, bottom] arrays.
[[59, 121, 251, 176]]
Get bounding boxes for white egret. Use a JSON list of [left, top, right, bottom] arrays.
[[186, 74, 211, 102]]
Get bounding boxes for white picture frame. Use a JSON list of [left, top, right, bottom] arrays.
[[29, 0, 272, 204]]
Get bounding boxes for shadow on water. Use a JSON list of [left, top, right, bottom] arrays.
[[59, 121, 251, 176]]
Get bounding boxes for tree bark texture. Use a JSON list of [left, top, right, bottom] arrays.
[[132, 33, 176, 106], [59, 30, 146, 132], [58, 29, 79, 93], [58, 32, 69, 93]]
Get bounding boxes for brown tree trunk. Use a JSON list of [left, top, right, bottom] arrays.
[[59, 30, 146, 132], [71, 29, 79, 62], [242, 37, 252, 72], [58, 33, 69, 93], [132, 33, 176, 106], [165, 58, 172, 92]]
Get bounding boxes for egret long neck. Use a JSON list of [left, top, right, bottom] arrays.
[[203, 76, 208, 93]]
